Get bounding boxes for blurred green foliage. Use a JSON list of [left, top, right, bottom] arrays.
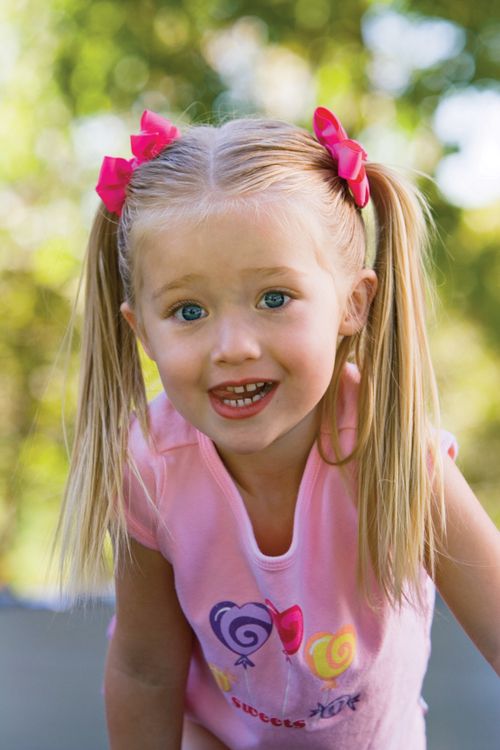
[[1, 0, 499, 593]]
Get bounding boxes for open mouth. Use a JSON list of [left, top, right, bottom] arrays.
[[209, 381, 277, 417], [217, 382, 275, 408]]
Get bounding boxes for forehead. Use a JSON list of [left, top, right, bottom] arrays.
[[132, 199, 335, 285]]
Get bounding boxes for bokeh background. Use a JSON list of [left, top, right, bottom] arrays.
[[1, 0, 499, 597]]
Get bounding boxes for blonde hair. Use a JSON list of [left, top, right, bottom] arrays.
[[56, 116, 445, 605]]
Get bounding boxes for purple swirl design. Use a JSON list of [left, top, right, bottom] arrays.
[[209, 601, 273, 668]]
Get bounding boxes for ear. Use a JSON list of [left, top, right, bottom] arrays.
[[339, 269, 378, 336], [120, 301, 155, 360]]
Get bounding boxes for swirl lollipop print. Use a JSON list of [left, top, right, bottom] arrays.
[[305, 625, 356, 689], [209, 601, 273, 669]]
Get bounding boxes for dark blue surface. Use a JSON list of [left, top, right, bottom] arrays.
[[0, 594, 498, 749]]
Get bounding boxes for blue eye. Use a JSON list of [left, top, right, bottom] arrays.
[[258, 291, 290, 309], [173, 303, 206, 322]]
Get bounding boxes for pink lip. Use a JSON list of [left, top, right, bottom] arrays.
[[208, 382, 278, 420]]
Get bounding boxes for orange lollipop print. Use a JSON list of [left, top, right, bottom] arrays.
[[304, 625, 356, 689]]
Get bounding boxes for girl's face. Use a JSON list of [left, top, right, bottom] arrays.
[[122, 204, 370, 460]]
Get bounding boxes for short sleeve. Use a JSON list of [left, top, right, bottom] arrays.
[[439, 429, 459, 462], [122, 417, 164, 552]]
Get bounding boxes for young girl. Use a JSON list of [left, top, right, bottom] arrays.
[[57, 107, 500, 749]]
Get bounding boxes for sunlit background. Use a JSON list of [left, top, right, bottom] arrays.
[[1, 0, 499, 597]]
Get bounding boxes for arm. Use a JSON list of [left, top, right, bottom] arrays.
[[430, 454, 500, 675], [105, 537, 193, 750]]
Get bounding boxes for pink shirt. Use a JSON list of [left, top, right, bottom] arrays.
[[124, 364, 458, 749]]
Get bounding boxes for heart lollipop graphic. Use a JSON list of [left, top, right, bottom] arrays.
[[265, 599, 304, 657], [209, 601, 273, 669], [304, 625, 356, 689]]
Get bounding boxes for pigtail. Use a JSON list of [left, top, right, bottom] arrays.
[[55, 208, 147, 595], [352, 164, 445, 607]]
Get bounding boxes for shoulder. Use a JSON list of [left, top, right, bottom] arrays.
[[317, 362, 360, 465], [123, 393, 201, 552], [126, 392, 200, 500], [320, 362, 360, 441], [129, 391, 199, 459], [336, 361, 361, 431]]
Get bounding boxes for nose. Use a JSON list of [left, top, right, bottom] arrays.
[[210, 313, 261, 366]]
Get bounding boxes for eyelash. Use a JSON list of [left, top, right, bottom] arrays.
[[256, 290, 292, 310], [165, 299, 207, 323], [165, 290, 293, 323]]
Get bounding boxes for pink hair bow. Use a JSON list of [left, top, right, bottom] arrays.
[[312, 106, 370, 208], [95, 110, 181, 216]]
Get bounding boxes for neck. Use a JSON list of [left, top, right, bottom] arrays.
[[215, 410, 321, 504]]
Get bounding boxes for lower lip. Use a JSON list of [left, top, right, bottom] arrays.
[[208, 384, 278, 420]]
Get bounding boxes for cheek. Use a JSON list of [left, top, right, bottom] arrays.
[[154, 337, 200, 387], [284, 326, 337, 387], [294, 311, 339, 356]]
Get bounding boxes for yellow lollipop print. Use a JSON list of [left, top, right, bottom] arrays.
[[304, 625, 356, 689], [208, 663, 235, 693]]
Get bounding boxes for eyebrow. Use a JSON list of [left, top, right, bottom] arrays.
[[152, 266, 305, 299], [152, 273, 205, 299], [251, 266, 306, 280]]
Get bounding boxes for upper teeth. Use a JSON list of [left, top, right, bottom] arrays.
[[225, 382, 266, 393]]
